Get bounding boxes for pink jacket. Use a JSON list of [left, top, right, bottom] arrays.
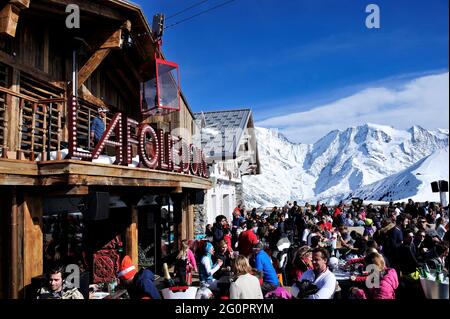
[[358, 268, 398, 299], [186, 248, 198, 272]]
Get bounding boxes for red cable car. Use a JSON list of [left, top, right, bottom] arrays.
[[140, 15, 180, 117]]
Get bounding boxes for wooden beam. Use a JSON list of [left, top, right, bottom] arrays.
[[99, 29, 122, 50], [0, 189, 6, 298], [77, 48, 111, 91], [0, 159, 38, 176], [9, 186, 19, 298], [77, 21, 132, 90], [180, 196, 187, 240], [22, 193, 43, 299], [79, 84, 112, 109], [172, 186, 183, 193], [126, 205, 138, 266], [0, 159, 212, 188], [187, 198, 194, 240], [0, 4, 20, 37], [38, 160, 211, 183], [10, 0, 30, 10], [0, 86, 38, 103], [98, 21, 131, 50], [6, 68, 20, 153], [0, 175, 38, 185]]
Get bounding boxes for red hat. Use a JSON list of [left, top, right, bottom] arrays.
[[117, 255, 137, 281]]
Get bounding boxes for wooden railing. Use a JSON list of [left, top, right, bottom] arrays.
[[0, 85, 65, 160], [0, 62, 7, 153], [0, 66, 130, 162], [0, 87, 125, 161], [76, 98, 115, 151]]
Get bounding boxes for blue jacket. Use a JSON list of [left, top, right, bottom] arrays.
[[128, 269, 161, 299], [254, 250, 279, 286], [91, 116, 105, 141]]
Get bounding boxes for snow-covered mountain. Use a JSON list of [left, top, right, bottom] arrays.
[[242, 124, 449, 207], [348, 147, 449, 203]]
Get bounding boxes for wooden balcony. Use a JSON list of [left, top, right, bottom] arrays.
[[0, 158, 211, 189]]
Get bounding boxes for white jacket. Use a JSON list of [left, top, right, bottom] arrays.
[[230, 273, 263, 299]]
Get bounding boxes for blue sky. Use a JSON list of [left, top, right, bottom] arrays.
[[136, 0, 449, 143]]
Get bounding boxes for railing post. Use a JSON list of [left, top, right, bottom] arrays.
[[47, 102, 52, 161], [30, 103, 36, 161], [56, 103, 62, 160], [41, 103, 47, 161]]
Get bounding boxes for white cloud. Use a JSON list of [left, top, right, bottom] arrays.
[[257, 72, 449, 144]]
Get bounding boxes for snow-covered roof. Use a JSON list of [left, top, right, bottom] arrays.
[[194, 109, 252, 158]]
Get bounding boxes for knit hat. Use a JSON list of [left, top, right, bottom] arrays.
[[117, 255, 137, 281], [204, 242, 214, 254]]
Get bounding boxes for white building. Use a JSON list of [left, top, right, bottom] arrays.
[[194, 109, 261, 224]]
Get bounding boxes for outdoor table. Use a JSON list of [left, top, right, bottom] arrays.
[[420, 277, 449, 299], [89, 292, 110, 299], [333, 269, 352, 281], [332, 268, 365, 299], [103, 289, 129, 299], [89, 288, 129, 299], [161, 286, 198, 299]]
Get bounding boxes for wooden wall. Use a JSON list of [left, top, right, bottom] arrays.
[[0, 12, 196, 154], [0, 62, 7, 149], [0, 187, 7, 298], [22, 192, 43, 298], [154, 98, 194, 143], [0, 187, 43, 298], [0, 14, 140, 115]]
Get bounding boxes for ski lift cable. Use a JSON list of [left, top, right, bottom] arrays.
[[166, 0, 210, 20], [164, 0, 237, 30]]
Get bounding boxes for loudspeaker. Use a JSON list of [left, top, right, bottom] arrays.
[[439, 180, 449, 192], [192, 190, 205, 204], [84, 192, 110, 221], [431, 181, 439, 193]]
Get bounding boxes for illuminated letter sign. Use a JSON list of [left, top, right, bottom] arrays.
[[67, 101, 207, 178], [138, 124, 158, 169]]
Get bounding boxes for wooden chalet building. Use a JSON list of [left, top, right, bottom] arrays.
[[0, 0, 211, 298], [194, 109, 260, 226]]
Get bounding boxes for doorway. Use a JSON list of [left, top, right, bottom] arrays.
[[137, 195, 179, 274]]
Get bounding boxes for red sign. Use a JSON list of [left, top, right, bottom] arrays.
[[67, 96, 208, 178]]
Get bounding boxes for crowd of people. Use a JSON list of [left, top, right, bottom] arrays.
[[192, 199, 449, 299], [35, 199, 449, 300]]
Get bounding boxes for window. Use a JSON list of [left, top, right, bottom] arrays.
[[160, 196, 176, 258], [141, 59, 180, 117]]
